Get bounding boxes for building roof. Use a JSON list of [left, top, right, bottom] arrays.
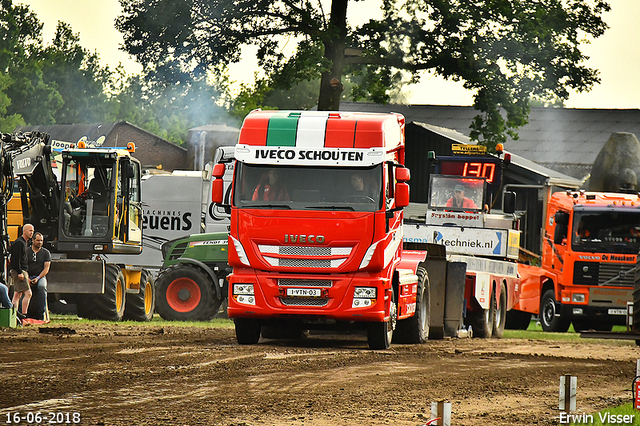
[[339, 102, 640, 180]]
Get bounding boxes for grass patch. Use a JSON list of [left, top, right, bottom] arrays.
[[568, 403, 640, 425], [503, 320, 634, 345], [46, 314, 235, 329]]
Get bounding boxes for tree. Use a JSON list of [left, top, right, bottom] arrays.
[[117, 0, 610, 151]]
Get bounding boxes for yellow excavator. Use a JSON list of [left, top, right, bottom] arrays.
[[6, 132, 154, 321]]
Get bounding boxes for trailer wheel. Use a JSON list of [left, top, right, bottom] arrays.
[[394, 267, 430, 344], [77, 264, 126, 321], [123, 270, 155, 322], [540, 289, 570, 332], [235, 318, 262, 344], [155, 264, 220, 321], [467, 289, 495, 338], [571, 319, 613, 332], [505, 310, 532, 330], [492, 283, 507, 338], [367, 287, 397, 349]]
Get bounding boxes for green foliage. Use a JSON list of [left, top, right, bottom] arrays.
[[117, 0, 610, 151]]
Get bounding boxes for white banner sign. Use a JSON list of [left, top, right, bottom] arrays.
[[234, 144, 385, 166]]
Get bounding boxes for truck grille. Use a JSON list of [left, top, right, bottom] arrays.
[[573, 261, 636, 288], [258, 245, 352, 269], [278, 279, 332, 288], [280, 297, 329, 307]]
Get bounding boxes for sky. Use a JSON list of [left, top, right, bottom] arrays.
[[19, 0, 640, 110]]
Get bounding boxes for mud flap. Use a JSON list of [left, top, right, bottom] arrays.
[[443, 262, 466, 337], [48, 259, 105, 294]]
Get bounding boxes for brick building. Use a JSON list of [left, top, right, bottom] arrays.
[[15, 121, 187, 171]]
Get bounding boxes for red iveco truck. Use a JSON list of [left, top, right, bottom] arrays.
[[211, 110, 430, 349]]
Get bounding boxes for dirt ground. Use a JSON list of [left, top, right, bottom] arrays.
[[0, 321, 638, 426]]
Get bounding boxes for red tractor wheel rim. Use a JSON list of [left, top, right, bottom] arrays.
[[166, 278, 202, 313]]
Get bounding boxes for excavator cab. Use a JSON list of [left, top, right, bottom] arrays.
[[57, 147, 142, 256]]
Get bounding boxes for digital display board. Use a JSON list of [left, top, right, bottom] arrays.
[[436, 156, 502, 189]]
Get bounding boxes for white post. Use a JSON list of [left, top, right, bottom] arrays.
[[430, 401, 451, 426], [559, 375, 577, 414]]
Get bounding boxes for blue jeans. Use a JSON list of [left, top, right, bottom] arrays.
[[27, 277, 48, 320], [0, 282, 12, 309]]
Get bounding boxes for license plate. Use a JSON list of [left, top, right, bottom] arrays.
[[608, 308, 627, 316], [286, 288, 321, 297]]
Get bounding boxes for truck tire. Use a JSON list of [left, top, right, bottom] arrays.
[[394, 267, 430, 344], [466, 289, 495, 338], [367, 287, 397, 349], [235, 318, 262, 344], [123, 270, 155, 322], [492, 283, 507, 338], [155, 264, 220, 321], [77, 264, 126, 321], [540, 289, 571, 332], [505, 310, 532, 330]]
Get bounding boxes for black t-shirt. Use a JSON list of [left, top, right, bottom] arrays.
[[10, 236, 28, 272], [27, 247, 52, 277]]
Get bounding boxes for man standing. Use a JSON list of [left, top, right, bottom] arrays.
[[27, 232, 51, 321], [10, 224, 34, 318]]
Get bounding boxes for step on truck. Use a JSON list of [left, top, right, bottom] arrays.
[[513, 190, 640, 332], [402, 145, 522, 338], [211, 110, 433, 349]]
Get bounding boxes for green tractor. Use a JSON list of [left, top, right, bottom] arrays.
[[155, 232, 230, 321]]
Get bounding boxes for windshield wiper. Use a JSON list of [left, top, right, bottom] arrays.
[[309, 205, 355, 211], [249, 204, 292, 209]]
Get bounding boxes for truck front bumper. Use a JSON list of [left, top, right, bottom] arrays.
[[226, 269, 391, 323]]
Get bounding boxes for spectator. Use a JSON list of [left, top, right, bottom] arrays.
[[27, 232, 51, 321], [10, 224, 34, 319], [0, 281, 12, 309]]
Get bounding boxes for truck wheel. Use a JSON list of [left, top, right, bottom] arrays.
[[235, 318, 262, 344], [77, 264, 126, 321], [540, 289, 571, 332], [466, 289, 495, 338], [367, 288, 397, 349], [394, 267, 430, 344], [506, 310, 532, 330], [155, 264, 219, 321], [123, 270, 155, 322], [492, 283, 507, 338]]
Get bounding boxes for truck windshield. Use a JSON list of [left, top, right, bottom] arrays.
[[429, 175, 484, 212], [572, 211, 640, 254], [233, 163, 383, 212]]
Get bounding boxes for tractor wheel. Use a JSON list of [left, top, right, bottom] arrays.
[[394, 267, 430, 343], [367, 287, 397, 349], [506, 310, 532, 330], [235, 318, 262, 344], [492, 283, 507, 338], [540, 289, 571, 332], [155, 264, 220, 321], [466, 288, 495, 338], [77, 264, 126, 321], [124, 270, 155, 322]]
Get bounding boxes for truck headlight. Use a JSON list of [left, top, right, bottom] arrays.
[[352, 286, 376, 308], [572, 293, 585, 303], [233, 283, 255, 305]]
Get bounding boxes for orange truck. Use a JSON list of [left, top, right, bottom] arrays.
[[512, 191, 640, 332]]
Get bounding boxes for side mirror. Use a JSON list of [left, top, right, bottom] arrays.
[[212, 163, 226, 179], [554, 223, 567, 245], [395, 182, 410, 208], [396, 167, 410, 182], [503, 191, 516, 214], [212, 179, 224, 204]]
